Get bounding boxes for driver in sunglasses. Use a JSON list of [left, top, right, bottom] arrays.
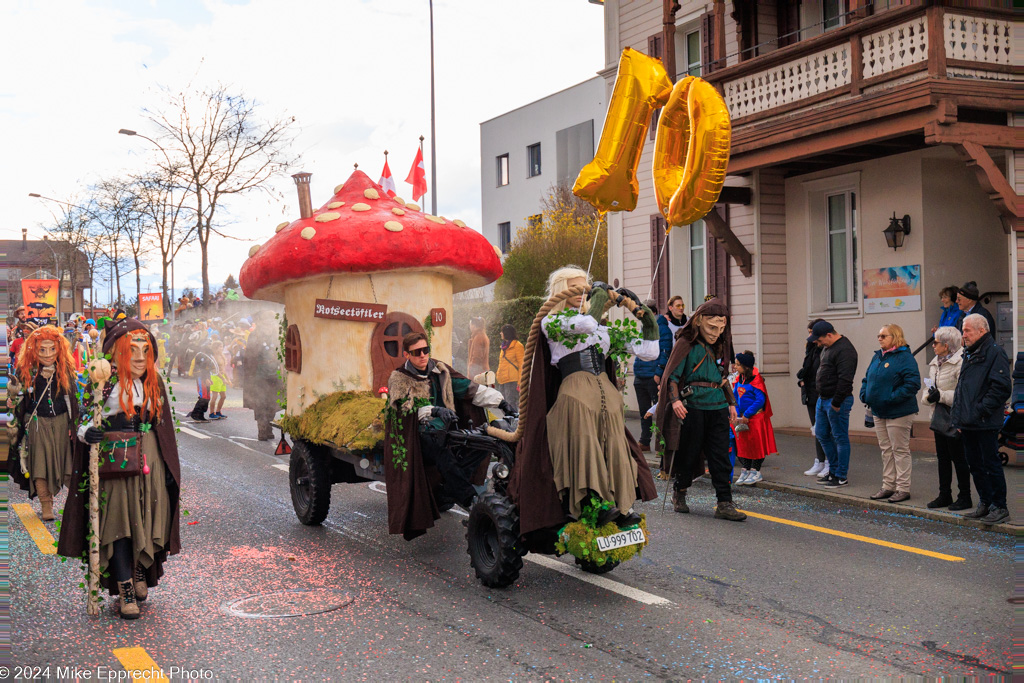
[[384, 332, 517, 540]]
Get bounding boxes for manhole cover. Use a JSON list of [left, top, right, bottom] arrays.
[[221, 589, 353, 618]]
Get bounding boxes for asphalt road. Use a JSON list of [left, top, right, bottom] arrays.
[[7, 381, 1014, 681]]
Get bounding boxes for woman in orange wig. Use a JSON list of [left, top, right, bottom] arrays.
[[8, 325, 80, 521]]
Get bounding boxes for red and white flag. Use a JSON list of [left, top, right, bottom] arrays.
[[378, 156, 397, 198], [405, 147, 427, 202]]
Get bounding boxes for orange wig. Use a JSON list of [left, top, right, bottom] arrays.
[[112, 329, 163, 423], [15, 325, 75, 394]]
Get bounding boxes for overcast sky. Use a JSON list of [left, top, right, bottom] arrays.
[[0, 0, 604, 299]]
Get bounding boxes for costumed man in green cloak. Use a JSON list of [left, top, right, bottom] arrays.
[[384, 331, 515, 541], [655, 298, 746, 521]]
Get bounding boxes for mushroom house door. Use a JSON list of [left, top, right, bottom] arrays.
[[371, 312, 426, 391]]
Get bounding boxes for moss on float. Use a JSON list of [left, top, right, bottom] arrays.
[[278, 391, 386, 452]]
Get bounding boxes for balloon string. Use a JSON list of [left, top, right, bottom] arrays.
[[586, 212, 605, 279], [647, 233, 669, 301]]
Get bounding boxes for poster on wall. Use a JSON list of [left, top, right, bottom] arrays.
[[863, 265, 921, 314], [20, 278, 59, 325], [138, 293, 165, 322]]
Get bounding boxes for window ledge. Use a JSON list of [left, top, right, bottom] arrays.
[[810, 307, 863, 321]]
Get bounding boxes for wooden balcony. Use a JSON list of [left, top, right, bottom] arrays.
[[703, 5, 1020, 178]]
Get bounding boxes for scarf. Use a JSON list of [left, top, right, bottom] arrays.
[[667, 312, 685, 327]]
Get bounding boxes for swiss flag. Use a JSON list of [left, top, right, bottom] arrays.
[[378, 157, 397, 198], [405, 147, 427, 202]]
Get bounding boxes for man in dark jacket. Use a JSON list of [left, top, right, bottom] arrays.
[[809, 320, 858, 487], [951, 314, 1011, 524], [798, 326, 827, 475], [954, 281, 996, 334], [633, 299, 660, 451]]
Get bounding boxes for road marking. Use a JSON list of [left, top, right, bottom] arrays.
[[367, 481, 468, 516], [232, 436, 261, 441], [178, 425, 209, 439], [739, 510, 966, 562], [13, 503, 56, 554], [525, 555, 673, 605], [112, 647, 168, 681], [272, 464, 289, 472]]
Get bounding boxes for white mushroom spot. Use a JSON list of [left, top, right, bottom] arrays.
[[352, 203, 372, 212], [384, 221, 404, 233], [493, 245, 502, 258], [363, 188, 380, 200], [275, 221, 290, 233], [301, 227, 316, 240], [425, 214, 445, 224], [453, 219, 467, 228], [333, 183, 345, 194], [391, 207, 406, 216], [315, 212, 341, 222], [406, 203, 420, 211], [394, 196, 406, 206], [328, 201, 345, 209], [248, 244, 261, 257]]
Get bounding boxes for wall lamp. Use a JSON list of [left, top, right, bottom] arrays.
[[883, 213, 911, 250]]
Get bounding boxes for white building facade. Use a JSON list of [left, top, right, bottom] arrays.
[[479, 77, 606, 254]]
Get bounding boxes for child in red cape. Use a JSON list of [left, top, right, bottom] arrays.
[[731, 351, 777, 485]]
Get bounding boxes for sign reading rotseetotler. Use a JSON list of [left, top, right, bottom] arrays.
[[313, 298, 388, 322]]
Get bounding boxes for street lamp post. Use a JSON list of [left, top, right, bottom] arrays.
[[41, 236, 61, 322]]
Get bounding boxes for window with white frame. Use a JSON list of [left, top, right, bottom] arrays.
[[674, 25, 702, 79], [496, 154, 509, 187], [689, 220, 706, 306], [826, 190, 858, 306]]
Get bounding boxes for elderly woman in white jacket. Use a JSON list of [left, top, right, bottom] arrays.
[[922, 326, 972, 510]]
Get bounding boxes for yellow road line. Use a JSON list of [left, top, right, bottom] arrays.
[[739, 509, 965, 562], [12, 503, 56, 555], [112, 648, 168, 681]]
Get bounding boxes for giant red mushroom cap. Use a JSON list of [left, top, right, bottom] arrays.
[[239, 170, 502, 302]]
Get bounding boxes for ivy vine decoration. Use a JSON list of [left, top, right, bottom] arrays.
[[422, 314, 434, 346], [543, 310, 590, 350], [553, 493, 648, 566], [382, 397, 432, 471], [276, 313, 288, 411]]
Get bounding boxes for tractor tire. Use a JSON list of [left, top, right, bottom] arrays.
[[466, 492, 523, 588], [574, 556, 620, 574], [289, 440, 332, 526]]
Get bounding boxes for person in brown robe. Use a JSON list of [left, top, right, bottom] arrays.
[[58, 318, 181, 620]]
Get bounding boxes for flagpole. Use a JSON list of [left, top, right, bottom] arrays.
[[419, 135, 425, 207], [429, 0, 437, 216]]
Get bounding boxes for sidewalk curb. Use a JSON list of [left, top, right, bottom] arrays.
[[750, 480, 1019, 536]]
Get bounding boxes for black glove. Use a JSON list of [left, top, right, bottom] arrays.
[[498, 400, 518, 417], [431, 407, 458, 424], [615, 287, 641, 305], [84, 427, 105, 444], [927, 386, 940, 404], [590, 281, 612, 293]]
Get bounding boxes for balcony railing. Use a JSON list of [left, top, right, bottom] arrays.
[[707, 6, 1017, 122]]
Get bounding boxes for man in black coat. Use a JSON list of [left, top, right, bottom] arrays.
[[951, 314, 1011, 525], [810, 320, 858, 487], [954, 281, 996, 334]]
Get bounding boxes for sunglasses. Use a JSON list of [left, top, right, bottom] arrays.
[[408, 346, 430, 357], [877, 334, 891, 339]]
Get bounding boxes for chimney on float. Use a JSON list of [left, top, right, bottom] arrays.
[[292, 172, 313, 219]]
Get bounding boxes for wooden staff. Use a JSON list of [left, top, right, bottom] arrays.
[[85, 358, 111, 616]]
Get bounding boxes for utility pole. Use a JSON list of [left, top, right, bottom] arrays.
[[429, 0, 438, 216]]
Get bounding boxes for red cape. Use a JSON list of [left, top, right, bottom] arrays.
[[734, 369, 777, 460]]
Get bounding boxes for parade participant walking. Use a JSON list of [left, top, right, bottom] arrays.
[[861, 324, 921, 503], [732, 351, 777, 485], [922, 326, 972, 510], [655, 298, 745, 521], [951, 314, 1011, 524], [207, 340, 229, 419], [632, 299, 660, 452], [466, 317, 490, 380], [7, 325, 79, 521], [242, 311, 282, 441], [798, 319, 828, 476], [384, 332, 513, 540], [809, 320, 858, 488], [495, 324, 524, 405], [59, 318, 181, 620], [541, 267, 660, 524]]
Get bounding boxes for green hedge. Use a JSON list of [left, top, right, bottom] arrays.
[[452, 296, 545, 374]]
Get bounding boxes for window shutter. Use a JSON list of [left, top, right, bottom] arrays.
[[701, 11, 717, 74], [648, 34, 664, 140], [650, 214, 670, 309], [705, 208, 730, 305]]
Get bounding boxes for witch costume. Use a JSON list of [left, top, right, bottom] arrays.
[[58, 318, 181, 620]]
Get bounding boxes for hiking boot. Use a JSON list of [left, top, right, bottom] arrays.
[[34, 478, 55, 521], [116, 580, 141, 620], [134, 564, 148, 602], [672, 490, 689, 514], [714, 501, 747, 521]]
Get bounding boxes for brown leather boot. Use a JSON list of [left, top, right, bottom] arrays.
[[116, 580, 141, 620], [133, 564, 148, 602], [34, 479, 55, 521], [673, 489, 690, 513], [714, 501, 747, 522]]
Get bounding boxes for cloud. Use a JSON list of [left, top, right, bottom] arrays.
[[1, 0, 603, 300]]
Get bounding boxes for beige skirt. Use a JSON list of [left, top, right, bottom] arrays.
[[25, 412, 73, 496], [99, 429, 172, 572], [546, 371, 638, 517]]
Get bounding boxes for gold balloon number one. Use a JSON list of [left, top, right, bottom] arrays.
[[574, 48, 731, 230]]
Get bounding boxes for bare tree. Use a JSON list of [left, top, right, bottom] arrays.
[[133, 168, 195, 310], [90, 178, 139, 305], [146, 85, 298, 302], [39, 199, 94, 313]]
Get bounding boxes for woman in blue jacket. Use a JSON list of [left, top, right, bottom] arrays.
[[860, 323, 921, 503]]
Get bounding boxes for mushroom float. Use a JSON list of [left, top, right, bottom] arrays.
[[239, 170, 502, 421]]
